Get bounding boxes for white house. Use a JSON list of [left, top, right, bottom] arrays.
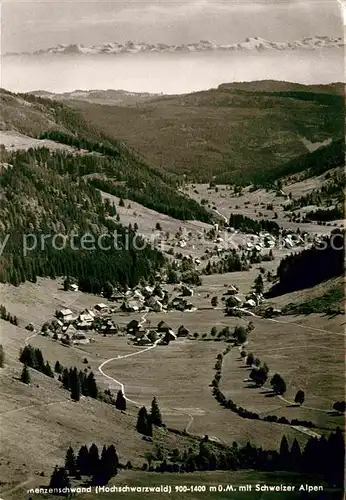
[[95, 303, 108, 312], [56, 308, 74, 323]]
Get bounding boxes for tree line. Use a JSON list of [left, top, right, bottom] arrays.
[[211, 347, 318, 429], [39, 129, 213, 223], [20, 346, 133, 411], [229, 214, 280, 236], [0, 304, 18, 326], [47, 429, 344, 496], [19, 345, 54, 379], [49, 443, 119, 491]]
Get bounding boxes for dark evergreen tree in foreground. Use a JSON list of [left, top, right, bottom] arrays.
[[54, 360, 63, 374], [76, 445, 89, 475], [136, 406, 152, 436], [150, 397, 163, 427], [49, 466, 71, 494], [115, 390, 126, 411], [69, 367, 81, 401], [279, 435, 290, 470], [290, 438, 302, 471], [92, 444, 119, 486], [62, 368, 70, 390], [20, 364, 30, 384], [64, 447, 76, 476], [86, 372, 98, 399], [43, 361, 54, 378], [88, 443, 100, 477]]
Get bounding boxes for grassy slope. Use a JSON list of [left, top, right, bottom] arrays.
[[262, 276, 345, 315], [68, 81, 344, 183], [0, 338, 201, 495]]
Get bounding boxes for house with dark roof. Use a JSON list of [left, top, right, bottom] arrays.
[[157, 321, 171, 333], [126, 319, 140, 334], [177, 325, 189, 337]]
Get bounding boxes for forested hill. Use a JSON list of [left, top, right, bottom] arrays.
[[266, 230, 344, 297], [0, 89, 216, 289], [0, 147, 165, 290], [65, 80, 344, 185], [0, 89, 213, 222]]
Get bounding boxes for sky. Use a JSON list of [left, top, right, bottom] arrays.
[[1, 0, 344, 53]]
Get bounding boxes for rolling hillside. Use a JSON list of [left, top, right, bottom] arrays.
[[0, 89, 213, 222], [64, 80, 344, 184]]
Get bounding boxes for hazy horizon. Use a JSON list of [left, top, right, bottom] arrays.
[[2, 50, 343, 95]]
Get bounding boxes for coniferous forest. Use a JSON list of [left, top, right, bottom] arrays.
[[0, 90, 217, 289], [0, 147, 165, 289]]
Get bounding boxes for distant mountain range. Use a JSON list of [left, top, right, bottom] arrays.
[[6, 36, 343, 56]]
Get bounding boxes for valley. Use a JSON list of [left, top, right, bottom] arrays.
[[0, 79, 344, 500]]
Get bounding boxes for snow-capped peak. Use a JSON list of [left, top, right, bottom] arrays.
[[5, 36, 343, 57]]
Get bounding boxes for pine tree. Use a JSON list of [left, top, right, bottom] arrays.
[[86, 372, 98, 398], [43, 361, 54, 378], [325, 428, 345, 488], [54, 360, 63, 374], [150, 397, 163, 427], [290, 438, 302, 471], [65, 446, 76, 476], [76, 445, 89, 476], [20, 364, 31, 384], [0, 344, 4, 368], [62, 368, 70, 389], [70, 367, 81, 401], [79, 370, 88, 396], [115, 390, 126, 411], [88, 443, 100, 476], [49, 466, 70, 490], [63, 276, 70, 291], [136, 406, 152, 436], [279, 435, 290, 470], [34, 348, 44, 371]]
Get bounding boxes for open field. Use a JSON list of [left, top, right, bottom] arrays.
[[185, 184, 343, 234], [1, 272, 344, 498], [220, 317, 345, 429], [0, 344, 201, 499], [0, 130, 76, 153]]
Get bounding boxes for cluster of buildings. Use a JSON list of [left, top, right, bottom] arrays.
[[116, 283, 196, 314], [126, 319, 190, 346], [51, 303, 118, 345]]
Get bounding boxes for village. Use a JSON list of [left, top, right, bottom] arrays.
[[27, 213, 327, 353]]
